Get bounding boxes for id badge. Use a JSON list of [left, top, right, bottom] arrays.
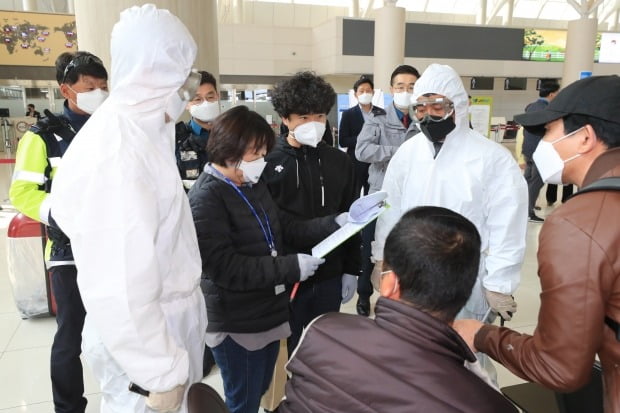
[[274, 284, 285, 295]]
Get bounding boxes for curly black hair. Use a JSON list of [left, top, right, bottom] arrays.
[[271, 71, 336, 118]]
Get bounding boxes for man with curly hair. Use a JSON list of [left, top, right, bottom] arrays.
[[263, 71, 360, 355]]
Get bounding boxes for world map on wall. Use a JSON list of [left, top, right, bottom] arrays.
[[0, 11, 78, 66], [2, 20, 76, 58]]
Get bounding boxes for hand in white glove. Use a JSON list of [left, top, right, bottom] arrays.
[[297, 254, 325, 282], [370, 260, 383, 292], [145, 384, 186, 413], [341, 273, 357, 304], [484, 289, 517, 321], [335, 212, 349, 227]]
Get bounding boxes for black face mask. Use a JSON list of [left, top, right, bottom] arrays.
[[420, 116, 456, 143]]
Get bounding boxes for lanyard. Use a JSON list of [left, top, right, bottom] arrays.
[[213, 167, 277, 257]]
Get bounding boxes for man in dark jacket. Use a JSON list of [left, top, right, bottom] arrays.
[[26, 103, 41, 119], [175, 70, 220, 189], [522, 79, 559, 222], [279, 206, 517, 413], [455, 75, 620, 413], [339, 76, 386, 317], [339, 75, 381, 198], [264, 71, 360, 355]]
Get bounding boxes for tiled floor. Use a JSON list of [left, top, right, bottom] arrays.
[[0, 159, 553, 412]]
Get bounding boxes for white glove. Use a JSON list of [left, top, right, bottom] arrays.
[[335, 212, 349, 227], [297, 254, 325, 281], [370, 260, 383, 292], [484, 289, 517, 321], [341, 273, 357, 304], [145, 384, 186, 413]]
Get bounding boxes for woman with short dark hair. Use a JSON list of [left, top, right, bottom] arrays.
[[188, 105, 339, 413]]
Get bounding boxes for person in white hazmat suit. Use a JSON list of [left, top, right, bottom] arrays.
[[50, 5, 207, 413], [372, 64, 528, 380]]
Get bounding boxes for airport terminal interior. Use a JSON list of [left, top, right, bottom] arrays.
[[0, 0, 619, 411]]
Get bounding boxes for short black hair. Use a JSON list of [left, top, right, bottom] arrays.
[[27, 104, 34, 109], [271, 71, 336, 118], [207, 106, 275, 166], [199, 70, 217, 89], [383, 206, 481, 323], [390, 65, 420, 86], [563, 114, 620, 149], [539, 79, 560, 98], [55, 51, 108, 86], [354, 76, 374, 93]]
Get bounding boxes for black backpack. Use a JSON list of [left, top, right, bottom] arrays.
[[573, 176, 620, 341]]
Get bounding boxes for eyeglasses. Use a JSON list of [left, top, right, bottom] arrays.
[[191, 92, 218, 104], [62, 54, 104, 84], [413, 97, 455, 122]]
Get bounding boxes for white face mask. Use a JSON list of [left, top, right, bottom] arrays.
[[392, 91, 412, 109], [239, 157, 267, 184], [532, 127, 584, 185], [291, 121, 326, 147], [357, 92, 373, 105], [190, 100, 220, 122], [72, 88, 109, 115]]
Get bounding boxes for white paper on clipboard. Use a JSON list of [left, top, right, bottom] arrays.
[[311, 191, 388, 258]]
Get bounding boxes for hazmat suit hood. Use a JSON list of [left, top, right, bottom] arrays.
[[376, 63, 527, 322], [109, 4, 197, 121], [413, 64, 469, 134]]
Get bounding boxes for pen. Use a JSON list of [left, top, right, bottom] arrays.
[[290, 282, 300, 302]]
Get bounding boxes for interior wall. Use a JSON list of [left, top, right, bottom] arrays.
[[219, 23, 312, 76]]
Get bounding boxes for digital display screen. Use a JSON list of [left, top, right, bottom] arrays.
[[598, 32, 620, 63]]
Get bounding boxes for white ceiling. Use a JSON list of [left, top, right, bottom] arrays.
[[248, 0, 620, 29]]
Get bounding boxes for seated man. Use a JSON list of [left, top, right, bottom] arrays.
[[279, 206, 517, 413]]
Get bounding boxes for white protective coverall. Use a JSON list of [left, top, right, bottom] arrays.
[[50, 5, 207, 413], [373, 64, 528, 320]]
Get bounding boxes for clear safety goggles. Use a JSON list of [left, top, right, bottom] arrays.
[[412, 97, 455, 123], [177, 69, 201, 101]]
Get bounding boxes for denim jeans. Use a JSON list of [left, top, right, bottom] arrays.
[[211, 336, 279, 413], [50, 265, 87, 413]]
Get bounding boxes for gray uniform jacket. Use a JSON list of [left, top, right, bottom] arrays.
[[355, 103, 419, 193]]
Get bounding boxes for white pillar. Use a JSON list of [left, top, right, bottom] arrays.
[[373, 1, 405, 93], [73, 0, 219, 85], [349, 0, 360, 18], [562, 18, 598, 86], [477, 0, 487, 25], [22, 0, 36, 11], [503, 0, 514, 26], [232, 0, 243, 24]]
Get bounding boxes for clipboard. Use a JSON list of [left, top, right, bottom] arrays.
[[311, 191, 388, 258]]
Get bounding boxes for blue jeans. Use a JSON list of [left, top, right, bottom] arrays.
[[211, 336, 279, 413]]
